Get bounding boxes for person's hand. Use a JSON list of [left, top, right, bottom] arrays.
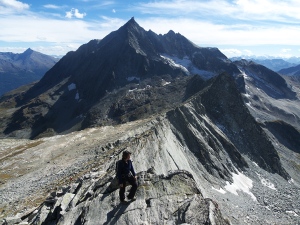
[[119, 184, 123, 188]]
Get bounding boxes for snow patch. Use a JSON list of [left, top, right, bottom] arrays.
[[68, 83, 76, 91], [161, 79, 171, 86], [128, 88, 137, 92], [75, 92, 79, 100], [240, 70, 253, 81], [256, 173, 276, 190], [212, 187, 226, 194], [127, 76, 140, 82], [160, 54, 215, 79], [160, 54, 190, 74], [286, 211, 298, 217], [224, 171, 257, 201], [288, 178, 295, 184], [243, 93, 251, 98], [191, 68, 215, 79], [128, 85, 151, 93]]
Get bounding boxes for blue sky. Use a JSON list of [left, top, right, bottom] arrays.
[[1, 0, 300, 58]]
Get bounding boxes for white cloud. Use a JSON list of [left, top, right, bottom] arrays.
[[100, 16, 125, 28], [220, 49, 242, 57], [0, 0, 29, 10], [0, 46, 27, 53], [281, 48, 291, 53], [0, 45, 79, 56], [112, 9, 116, 13], [138, 17, 300, 46], [65, 8, 86, 19], [220, 49, 254, 58], [0, 15, 125, 55], [243, 49, 253, 55], [135, 0, 300, 23], [44, 4, 60, 9]]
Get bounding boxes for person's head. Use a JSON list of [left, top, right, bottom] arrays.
[[122, 150, 131, 161]]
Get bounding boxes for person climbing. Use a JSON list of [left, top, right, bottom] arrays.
[[116, 150, 138, 203]]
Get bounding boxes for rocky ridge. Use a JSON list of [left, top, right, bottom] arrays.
[[1, 73, 299, 225]]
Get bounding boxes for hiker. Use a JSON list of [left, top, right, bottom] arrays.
[[117, 150, 138, 203]]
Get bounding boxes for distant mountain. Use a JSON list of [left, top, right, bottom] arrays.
[[232, 59, 300, 134], [230, 56, 297, 71], [0, 48, 58, 96], [278, 64, 300, 76], [285, 57, 300, 64], [233, 59, 296, 99]]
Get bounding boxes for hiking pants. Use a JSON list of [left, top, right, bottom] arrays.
[[119, 175, 138, 201]]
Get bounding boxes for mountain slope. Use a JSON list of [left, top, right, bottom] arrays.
[[1, 74, 298, 224], [279, 64, 300, 76], [231, 59, 300, 132], [0, 48, 58, 96]]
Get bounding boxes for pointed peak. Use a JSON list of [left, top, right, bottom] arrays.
[[167, 30, 176, 35], [24, 48, 34, 54], [165, 30, 185, 39], [129, 17, 135, 22], [118, 17, 145, 34], [22, 48, 35, 56], [124, 17, 139, 27]]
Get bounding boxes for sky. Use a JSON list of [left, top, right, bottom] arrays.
[[1, 0, 300, 58]]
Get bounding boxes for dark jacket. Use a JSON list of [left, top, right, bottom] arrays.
[[117, 159, 136, 184]]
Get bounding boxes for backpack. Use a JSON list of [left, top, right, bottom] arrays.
[[115, 160, 122, 176]]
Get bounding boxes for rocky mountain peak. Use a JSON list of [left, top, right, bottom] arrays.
[[166, 30, 176, 36], [23, 48, 34, 55], [117, 17, 146, 36]]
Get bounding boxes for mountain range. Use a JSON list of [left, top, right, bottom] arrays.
[[0, 48, 58, 96], [279, 64, 300, 76], [230, 56, 300, 72], [0, 18, 300, 225]]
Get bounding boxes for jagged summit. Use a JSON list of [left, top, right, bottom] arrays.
[[23, 48, 34, 55], [122, 16, 139, 28], [114, 17, 147, 38]]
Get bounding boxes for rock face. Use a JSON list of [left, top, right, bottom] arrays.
[[234, 59, 296, 99], [265, 120, 300, 154], [199, 73, 289, 178], [233, 59, 300, 132], [16, 170, 228, 225], [0, 48, 58, 96]]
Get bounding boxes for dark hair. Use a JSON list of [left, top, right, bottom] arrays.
[[122, 150, 131, 160]]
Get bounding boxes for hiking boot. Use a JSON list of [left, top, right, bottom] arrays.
[[127, 197, 136, 201]]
